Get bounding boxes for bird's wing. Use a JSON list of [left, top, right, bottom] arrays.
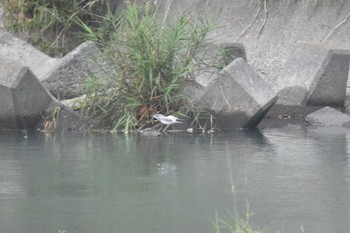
[[168, 115, 181, 121]]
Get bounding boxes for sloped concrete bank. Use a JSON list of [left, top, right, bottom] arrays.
[[158, 0, 350, 86]]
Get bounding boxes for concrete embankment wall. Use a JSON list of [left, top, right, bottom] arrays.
[[156, 0, 350, 87]]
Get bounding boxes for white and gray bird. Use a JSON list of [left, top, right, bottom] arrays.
[[152, 113, 183, 131]]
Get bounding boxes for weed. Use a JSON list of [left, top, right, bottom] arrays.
[[213, 206, 265, 233], [44, 106, 62, 133], [80, 2, 214, 131]]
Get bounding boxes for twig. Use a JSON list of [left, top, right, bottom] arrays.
[[239, 3, 262, 38], [220, 83, 232, 110], [225, 142, 235, 198], [323, 9, 350, 43], [258, 0, 268, 38]]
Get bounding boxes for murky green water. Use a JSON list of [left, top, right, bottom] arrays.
[[0, 126, 349, 233]]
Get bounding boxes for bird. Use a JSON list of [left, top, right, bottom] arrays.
[[152, 113, 183, 131]]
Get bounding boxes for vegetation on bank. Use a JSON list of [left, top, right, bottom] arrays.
[[78, 3, 215, 131], [1, 0, 216, 131]]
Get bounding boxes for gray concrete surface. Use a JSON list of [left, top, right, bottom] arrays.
[[166, 0, 350, 120], [0, 30, 59, 79], [305, 106, 350, 126], [156, 0, 350, 88], [39, 101, 87, 133], [188, 58, 277, 129], [3, 1, 349, 89], [42, 41, 113, 99], [0, 30, 112, 99], [0, 55, 86, 131], [0, 58, 54, 130], [274, 43, 350, 106]]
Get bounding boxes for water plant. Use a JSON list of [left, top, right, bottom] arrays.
[[79, 2, 214, 131]]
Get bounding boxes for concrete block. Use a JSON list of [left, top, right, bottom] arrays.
[[274, 44, 350, 107], [189, 58, 277, 129], [0, 59, 54, 130], [42, 41, 112, 99], [0, 30, 58, 79], [305, 106, 350, 126], [218, 42, 246, 64], [0, 32, 113, 100], [39, 101, 87, 133], [194, 42, 246, 87]]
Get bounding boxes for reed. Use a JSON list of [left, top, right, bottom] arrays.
[[79, 2, 213, 131]]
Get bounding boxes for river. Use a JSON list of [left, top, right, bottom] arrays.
[[0, 125, 349, 233]]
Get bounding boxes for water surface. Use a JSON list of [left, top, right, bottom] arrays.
[[0, 126, 349, 233]]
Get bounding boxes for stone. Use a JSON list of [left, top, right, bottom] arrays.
[[41, 41, 113, 99], [305, 106, 350, 126], [61, 95, 87, 110], [187, 58, 278, 129], [274, 44, 350, 107], [138, 128, 161, 137], [0, 59, 54, 130]]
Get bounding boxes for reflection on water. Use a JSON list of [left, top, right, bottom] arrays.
[[0, 127, 349, 233]]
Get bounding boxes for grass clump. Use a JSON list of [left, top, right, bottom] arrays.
[[1, 1, 217, 131], [80, 3, 213, 132], [213, 210, 265, 233]]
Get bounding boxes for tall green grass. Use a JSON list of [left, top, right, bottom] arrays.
[[79, 3, 213, 131]]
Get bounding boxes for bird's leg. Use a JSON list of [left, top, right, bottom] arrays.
[[157, 125, 163, 132], [163, 124, 170, 132]]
